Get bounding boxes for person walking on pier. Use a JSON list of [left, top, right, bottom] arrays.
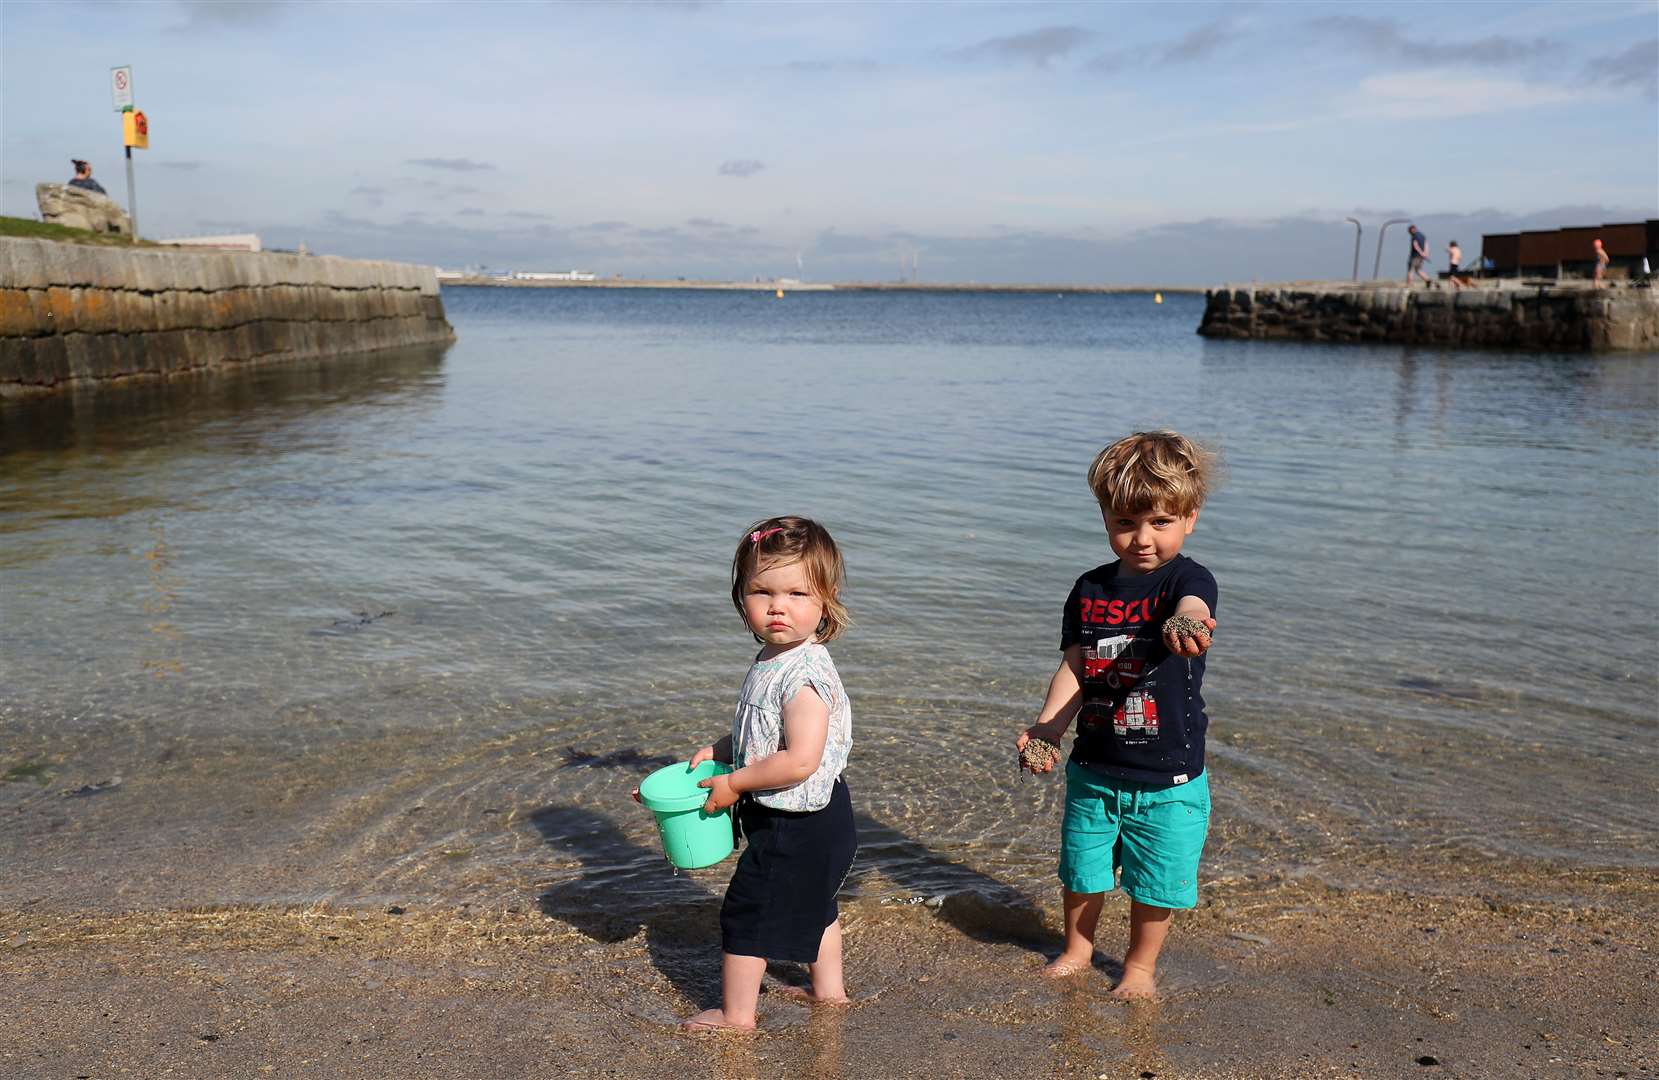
[[1592, 238, 1611, 288], [1406, 225, 1432, 287], [1446, 240, 1472, 290]]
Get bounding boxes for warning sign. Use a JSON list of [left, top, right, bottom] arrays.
[[111, 66, 133, 111]]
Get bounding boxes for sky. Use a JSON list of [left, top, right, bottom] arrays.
[[2, 1, 1656, 284]]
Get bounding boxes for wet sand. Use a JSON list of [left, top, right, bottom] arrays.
[[3, 719, 1656, 1078], [4, 875, 1655, 1078]]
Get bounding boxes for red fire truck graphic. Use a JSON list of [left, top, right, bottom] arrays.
[[1113, 689, 1159, 737], [1083, 634, 1144, 688]]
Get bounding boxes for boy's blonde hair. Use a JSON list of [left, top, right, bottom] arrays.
[[730, 516, 850, 643], [1087, 430, 1214, 516]]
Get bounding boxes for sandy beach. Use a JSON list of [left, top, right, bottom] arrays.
[[5, 873, 1653, 1078], [3, 721, 1653, 1079]]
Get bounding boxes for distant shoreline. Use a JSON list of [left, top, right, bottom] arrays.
[[438, 275, 1205, 295]]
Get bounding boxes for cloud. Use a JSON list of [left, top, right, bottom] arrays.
[[951, 25, 1093, 68], [1161, 18, 1236, 64], [1353, 72, 1591, 119], [686, 217, 731, 228], [176, 1, 284, 28], [457, 208, 485, 216], [411, 179, 482, 196], [1310, 16, 1551, 67], [1084, 49, 1134, 74], [1086, 15, 1241, 73], [321, 210, 380, 230], [718, 159, 766, 178], [1584, 37, 1659, 100], [405, 157, 497, 172], [786, 58, 882, 73]]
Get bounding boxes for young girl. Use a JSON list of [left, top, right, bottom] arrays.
[[677, 516, 857, 1032]]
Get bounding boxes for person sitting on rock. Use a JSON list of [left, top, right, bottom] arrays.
[[67, 159, 107, 195]]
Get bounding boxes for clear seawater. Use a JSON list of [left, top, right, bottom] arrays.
[[2, 286, 1654, 915]]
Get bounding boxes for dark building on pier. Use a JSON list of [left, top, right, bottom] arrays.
[[1481, 220, 1658, 280]]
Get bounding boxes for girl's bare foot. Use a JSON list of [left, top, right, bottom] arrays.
[[1042, 952, 1094, 978], [773, 985, 850, 1005], [679, 1008, 756, 1033], [1109, 962, 1157, 999]]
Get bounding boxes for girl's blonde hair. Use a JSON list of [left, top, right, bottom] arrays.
[[730, 516, 850, 643], [1087, 430, 1215, 516]]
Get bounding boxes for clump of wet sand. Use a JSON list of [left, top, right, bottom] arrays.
[[1019, 735, 1062, 772]]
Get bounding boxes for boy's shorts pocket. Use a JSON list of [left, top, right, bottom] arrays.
[[1118, 771, 1210, 909]]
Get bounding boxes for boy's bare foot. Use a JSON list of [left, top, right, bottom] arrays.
[[772, 985, 850, 1005], [679, 1008, 756, 1033], [1041, 953, 1094, 978], [1109, 962, 1158, 999]]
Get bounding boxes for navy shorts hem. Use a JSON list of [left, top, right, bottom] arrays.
[[719, 778, 855, 964]]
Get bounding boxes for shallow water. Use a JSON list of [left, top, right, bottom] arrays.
[[2, 287, 1655, 914]]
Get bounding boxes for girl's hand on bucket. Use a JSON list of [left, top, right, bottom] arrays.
[[698, 772, 741, 814], [689, 744, 716, 769]]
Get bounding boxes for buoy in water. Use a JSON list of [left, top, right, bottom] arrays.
[[775, 288, 784, 299], [1154, 292, 1163, 304]]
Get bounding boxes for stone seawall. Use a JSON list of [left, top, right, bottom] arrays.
[[1198, 283, 1659, 352], [0, 238, 455, 396]]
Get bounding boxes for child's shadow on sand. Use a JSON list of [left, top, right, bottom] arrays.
[[528, 804, 723, 1007], [848, 813, 1114, 976], [528, 803, 1085, 1005]]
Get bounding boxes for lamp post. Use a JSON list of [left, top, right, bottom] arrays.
[[1374, 218, 1411, 281], [1344, 217, 1363, 281]]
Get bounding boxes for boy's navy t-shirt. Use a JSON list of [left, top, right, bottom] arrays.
[[1060, 553, 1218, 786]]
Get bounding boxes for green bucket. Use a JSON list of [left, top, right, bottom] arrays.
[[638, 760, 736, 870]]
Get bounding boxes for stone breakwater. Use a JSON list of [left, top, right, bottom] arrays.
[[0, 238, 455, 396], [1198, 282, 1659, 352]]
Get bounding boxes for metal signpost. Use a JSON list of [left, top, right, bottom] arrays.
[[111, 66, 145, 240]]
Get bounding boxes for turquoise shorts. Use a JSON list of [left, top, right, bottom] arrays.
[[1058, 760, 1210, 909]]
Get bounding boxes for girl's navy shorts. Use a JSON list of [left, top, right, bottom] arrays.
[[720, 777, 857, 963]]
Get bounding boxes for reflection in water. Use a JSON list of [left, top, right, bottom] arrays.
[[0, 342, 449, 459], [140, 520, 183, 679]]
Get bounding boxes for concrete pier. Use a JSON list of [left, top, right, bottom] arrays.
[[1198, 281, 1659, 352], [0, 238, 455, 396]]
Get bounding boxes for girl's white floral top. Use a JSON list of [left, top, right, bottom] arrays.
[[730, 641, 851, 812]]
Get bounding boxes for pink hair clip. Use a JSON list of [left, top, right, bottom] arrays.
[[750, 527, 784, 543]]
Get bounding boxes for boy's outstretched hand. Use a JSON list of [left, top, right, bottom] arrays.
[[1016, 726, 1065, 774], [1163, 615, 1217, 657], [699, 772, 741, 814]]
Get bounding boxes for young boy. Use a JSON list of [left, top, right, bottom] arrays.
[[1017, 430, 1218, 999]]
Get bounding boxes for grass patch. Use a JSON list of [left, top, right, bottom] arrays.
[[0, 214, 159, 247], [2, 760, 51, 785]]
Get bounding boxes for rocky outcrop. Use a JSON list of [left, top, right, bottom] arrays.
[[0, 237, 455, 396], [1198, 283, 1659, 352], [35, 183, 132, 236]]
